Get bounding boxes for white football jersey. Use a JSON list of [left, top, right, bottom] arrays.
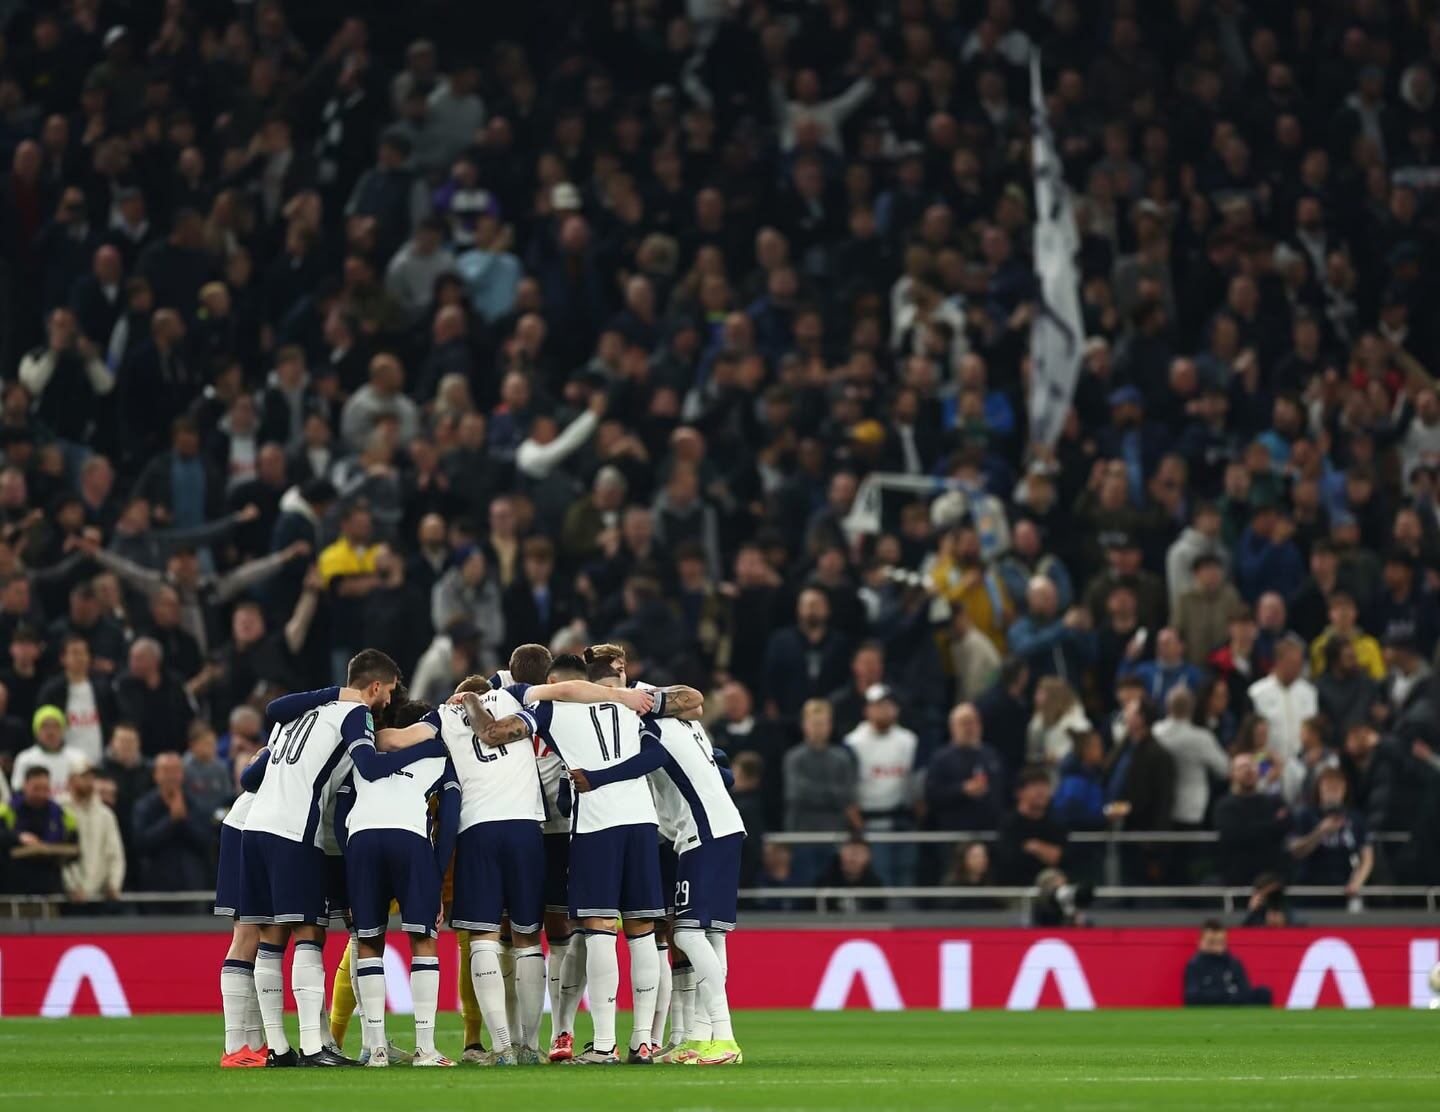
[[487, 675, 570, 834], [222, 790, 256, 832], [435, 696, 544, 831], [345, 745, 458, 840], [245, 700, 367, 845], [520, 698, 656, 834], [645, 717, 746, 853]]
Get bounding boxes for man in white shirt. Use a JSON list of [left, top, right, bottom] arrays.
[[11, 706, 88, 800], [1153, 687, 1230, 828], [1247, 635, 1318, 798], [843, 685, 919, 885]]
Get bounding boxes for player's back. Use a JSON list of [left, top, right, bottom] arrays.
[[435, 693, 544, 830], [247, 700, 364, 845], [347, 747, 455, 840], [650, 717, 746, 852], [528, 698, 656, 833]]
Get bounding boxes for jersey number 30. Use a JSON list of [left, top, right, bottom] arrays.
[[273, 710, 319, 765]]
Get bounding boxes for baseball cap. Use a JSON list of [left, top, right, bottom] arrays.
[[864, 683, 896, 705], [551, 183, 582, 211]]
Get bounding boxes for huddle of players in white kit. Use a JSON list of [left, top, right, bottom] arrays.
[[213, 642, 745, 1068]]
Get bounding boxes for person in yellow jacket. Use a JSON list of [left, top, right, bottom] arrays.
[[927, 526, 1012, 652], [1308, 592, 1385, 679]]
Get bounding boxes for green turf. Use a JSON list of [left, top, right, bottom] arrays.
[[1, 1009, 1437, 1110]]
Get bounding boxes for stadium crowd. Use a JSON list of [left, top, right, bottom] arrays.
[[3, 0, 1440, 911]]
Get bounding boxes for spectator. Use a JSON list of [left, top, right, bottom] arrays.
[[828, 641, 889, 740], [1213, 754, 1290, 887], [1309, 591, 1385, 680], [762, 588, 851, 719], [1316, 639, 1380, 736], [816, 835, 887, 914], [35, 634, 114, 765], [1183, 921, 1273, 1006], [1025, 677, 1092, 771], [843, 685, 918, 885], [10, 705, 86, 800], [431, 545, 505, 667], [0, 766, 77, 895], [754, 841, 806, 912], [925, 703, 1006, 832], [1106, 700, 1177, 883], [182, 720, 233, 822], [112, 639, 198, 756], [131, 751, 211, 898], [1119, 627, 1204, 704], [60, 761, 124, 905], [1247, 635, 1319, 777], [974, 657, 1031, 776], [783, 699, 859, 882], [1174, 555, 1244, 668], [1052, 730, 1109, 830], [995, 767, 1067, 885], [339, 352, 420, 451], [99, 724, 149, 866], [1289, 767, 1374, 901], [1154, 688, 1230, 830], [1166, 503, 1231, 612], [1007, 577, 1094, 688]]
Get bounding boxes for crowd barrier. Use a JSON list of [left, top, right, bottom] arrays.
[[1, 926, 1436, 1016]]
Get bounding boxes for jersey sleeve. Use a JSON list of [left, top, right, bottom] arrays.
[[421, 707, 443, 730], [504, 681, 532, 704], [265, 686, 341, 726], [580, 734, 672, 789], [341, 704, 376, 749], [432, 759, 462, 872], [516, 700, 553, 747], [238, 748, 270, 793]]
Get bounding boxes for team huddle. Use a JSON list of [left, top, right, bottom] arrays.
[[213, 642, 745, 1068]]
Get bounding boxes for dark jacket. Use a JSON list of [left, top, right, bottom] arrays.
[[761, 626, 852, 719], [1213, 790, 1290, 885], [1183, 950, 1272, 1006], [924, 743, 1006, 831], [131, 787, 212, 892]]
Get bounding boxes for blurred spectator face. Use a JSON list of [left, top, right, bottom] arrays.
[[128, 640, 161, 681], [796, 589, 830, 633], [948, 703, 981, 746], [762, 840, 792, 878], [22, 768, 52, 807], [153, 752, 183, 792], [801, 700, 833, 745], [62, 637, 92, 676], [1256, 593, 1286, 633], [342, 507, 373, 546], [1026, 577, 1058, 620], [1273, 640, 1304, 683], [108, 726, 142, 765], [720, 682, 752, 722], [864, 692, 898, 731], [852, 646, 882, 689], [189, 728, 218, 762], [36, 716, 65, 751], [1156, 628, 1183, 665], [231, 605, 265, 647], [1316, 770, 1349, 810], [838, 840, 871, 880], [1327, 594, 1358, 633], [1198, 925, 1228, 955], [461, 550, 487, 586], [1016, 776, 1052, 815]]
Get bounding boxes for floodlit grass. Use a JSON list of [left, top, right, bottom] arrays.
[[1, 1008, 1437, 1110]]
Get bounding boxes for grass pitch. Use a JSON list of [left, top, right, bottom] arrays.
[[1, 1009, 1436, 1110]]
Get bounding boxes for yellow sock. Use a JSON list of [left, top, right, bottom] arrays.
[[457, 928, 482, 1046], [329, 940, 356, 1046]]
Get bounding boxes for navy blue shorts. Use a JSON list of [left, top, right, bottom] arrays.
[[674, 833, 744, 933], [543, 833, 571, 915], [346, 828, 442, 939], [452, 820, 545, 936], [238, 829, 327, 926], [324, 852, 348, 926], [568, 823, 664, 921], [214, 824, 244, 918], [658, 841, 679, 916]]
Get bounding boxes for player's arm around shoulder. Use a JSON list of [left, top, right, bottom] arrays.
[[527, 679, 656, 716], [460, 690, 536, 747], [651, 685, 706, 719]]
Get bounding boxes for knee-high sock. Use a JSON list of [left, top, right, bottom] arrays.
[[499, 940, 519, 1046], [626, 930, 658, 1052], [708, 930, 729, 980], [220, 959, 255, 1054], [254, 941, 289, 1055], [292, 939, 327, 1055], [546, 934, 569, 1036], [243, 964, 265, 1051], [411, 955, 440, 1055], [329, 936, 357, 1046], [557, 934, 588, 1036], [513, 945, 546, 1049], [455, 929, 482, 1046], [675, 929, 733, 1041], [355, 955, 386, 1051], [582, 929, 620, 1052], [670, 957, 693, 1045], [469, 939, 511, 1050], [651, 944, 672, 1047]]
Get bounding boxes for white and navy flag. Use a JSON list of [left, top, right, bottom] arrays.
[[1027, 52, 1085, 449]]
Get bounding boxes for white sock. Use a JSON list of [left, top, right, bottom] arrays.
[[348, 933, 367, 1030], [244, 966, 265, 1050], [254, 942, 289, 1054], [411, 956, 440, 1055], [513, 945, 545, 1049], [675, 928, 732, 1041], [546, 935, 568, 1032], [499, 941, 519, 1046], [708, 930, 729, 981], [356, 956, 386, 1051], [583, 929, 620, 1052], [626, 931, 659, 1052], [557, 936, 588, 1035], [671, 960, 693, 1044], [292, 940, 327, 1055], [652, 944, 672, 1047], [469, 939, 511, 1050], [220, 959, 254, 1054]]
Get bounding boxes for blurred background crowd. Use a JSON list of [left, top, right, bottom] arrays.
[[2, 0, 1440, 914]]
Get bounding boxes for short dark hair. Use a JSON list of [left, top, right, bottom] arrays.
[[584, 643, 626, 682], [388, 699, 434, 729], [508, 644, 553, 686], [23, 764, 50, 781], [1016, 765, 1051, 791], [734, 752, 764, 780], [346, 648, 400, 688], [1201, 918, 1224, 933], [454, 674, 491, 695], [548, 653, 586, 680]]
